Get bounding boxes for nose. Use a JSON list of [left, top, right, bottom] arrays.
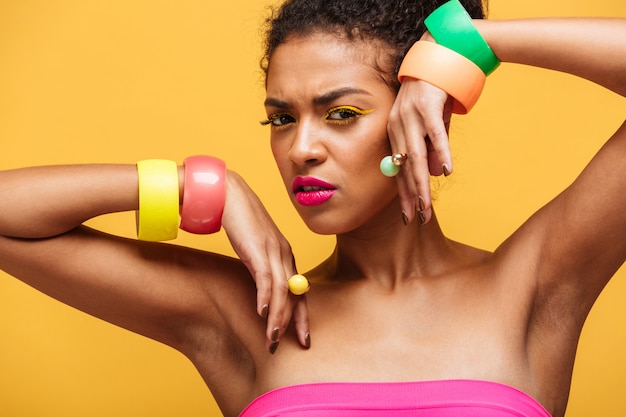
[[287, 119, 327, 166]]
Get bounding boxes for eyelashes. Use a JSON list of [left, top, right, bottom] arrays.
[[324, 106, 374, 123], [260, 113, 295, 128], [261, 106, 374, 128]]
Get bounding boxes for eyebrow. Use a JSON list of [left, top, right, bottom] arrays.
[[313, 87, 372, 105], [264, 87, 372, 109]]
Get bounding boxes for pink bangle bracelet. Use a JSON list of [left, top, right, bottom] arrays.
[[180, 155, 226, 234], [398, 41, 486, 114]]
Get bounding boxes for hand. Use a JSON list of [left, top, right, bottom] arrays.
[[387, 64, 453, 224], [221, 171, 310, 353]]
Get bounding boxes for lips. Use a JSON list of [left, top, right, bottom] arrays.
[[292, 176, 337, 206]]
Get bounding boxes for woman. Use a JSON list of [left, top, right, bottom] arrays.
[[0, 0, 624, 416]]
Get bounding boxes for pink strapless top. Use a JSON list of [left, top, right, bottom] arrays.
[[239, 379, 552, 417]]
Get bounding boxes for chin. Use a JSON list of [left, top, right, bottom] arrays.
[[300, 219, 341, 236], [297, 211, 360, 236]]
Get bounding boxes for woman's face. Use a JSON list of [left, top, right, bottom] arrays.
[[264, 33, 399, 235]]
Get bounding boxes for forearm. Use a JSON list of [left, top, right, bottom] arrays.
[[0, 164, 183, 238], [475, 18, 626, 96]]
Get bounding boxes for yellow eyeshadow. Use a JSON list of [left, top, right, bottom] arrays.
[[325, 106, 374, 117]]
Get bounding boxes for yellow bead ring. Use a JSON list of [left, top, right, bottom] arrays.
[[288, 274, 310, 296]]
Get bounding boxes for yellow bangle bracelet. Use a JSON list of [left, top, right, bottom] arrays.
[[136, 159, 180, 241]]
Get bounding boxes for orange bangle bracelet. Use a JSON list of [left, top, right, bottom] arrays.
[[398, 41, 486, 114]]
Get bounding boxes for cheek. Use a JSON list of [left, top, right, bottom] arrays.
[[270, 132, 291, 164], [270, 138, 289, 181], [356, 115, 393, 160], [342, 135, 392, 194], [270, 139, 281, 161]]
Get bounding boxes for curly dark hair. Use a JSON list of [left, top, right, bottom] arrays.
[[261, 0, 487, 90]]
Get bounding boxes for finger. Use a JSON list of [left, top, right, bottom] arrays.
[[265, 279, 288, 354], [280, 258, 311, 349], [233, 249, 272, 319], [422, 95, 453, 176], [236, 244, 274, 319], [397, 107, 432, 224], [293, 296, 311, 348], [387, 115, 416, 220], [404, 149, 432, 224], [404, 85, 450, 222], [394, 172, 416, 224], [255, 270, 271, 319], [264, 241, 295, 352], [388, 88, 429, 221], [426, 137, 443, 176]]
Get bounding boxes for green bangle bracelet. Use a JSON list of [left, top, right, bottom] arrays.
[[425, 0, 500, 75]]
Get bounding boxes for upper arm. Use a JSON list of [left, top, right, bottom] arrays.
[[500, 119, 626, 318], [543, 120, 626, 293], [0, 225, 255, 352]]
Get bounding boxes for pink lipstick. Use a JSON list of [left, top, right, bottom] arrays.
[[292, 176, 336, 206]]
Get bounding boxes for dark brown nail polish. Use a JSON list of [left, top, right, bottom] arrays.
[[442, 164, 451, 177], [417, 196, 426, 225], [271, 327, 280, 342], [305, 332, 311, 349], [418, 210, 426, 225], [261, 304, 269, 318], [402, 211, 409, 226], [269, 341, 280, 354]]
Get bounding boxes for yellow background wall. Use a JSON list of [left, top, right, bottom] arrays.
[[0, 0, 624, 415]]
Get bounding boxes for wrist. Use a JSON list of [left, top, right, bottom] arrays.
[[424, 0, 500, 75], [399, 1, 500, 114], [136, 159, 180, 241], [399, 41, 486, 114], [470, 19, 497, 58], [179, 155, 226, 235], [135, 155, 226, 241]]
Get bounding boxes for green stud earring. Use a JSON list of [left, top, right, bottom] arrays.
[[379, 153, 407, 177]]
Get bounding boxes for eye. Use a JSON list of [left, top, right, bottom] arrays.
[[261, 113, 295, 127], [325, 106, 373, 124]]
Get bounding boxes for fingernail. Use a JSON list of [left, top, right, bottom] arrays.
[[271, 327, 280, 342], [401, 211, 409, 226], [269, 341, 280, 354], [417, 196, 426, 225], [261, 304, 269, 318], [442, 163, 451, 177], [305, 332, 311, 349], [418, 210, 426, 225]]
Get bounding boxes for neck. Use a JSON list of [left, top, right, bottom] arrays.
[[317, 210, 458, 290]]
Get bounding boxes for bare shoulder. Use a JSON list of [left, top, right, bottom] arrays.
[[0, 225, 265, 413]]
